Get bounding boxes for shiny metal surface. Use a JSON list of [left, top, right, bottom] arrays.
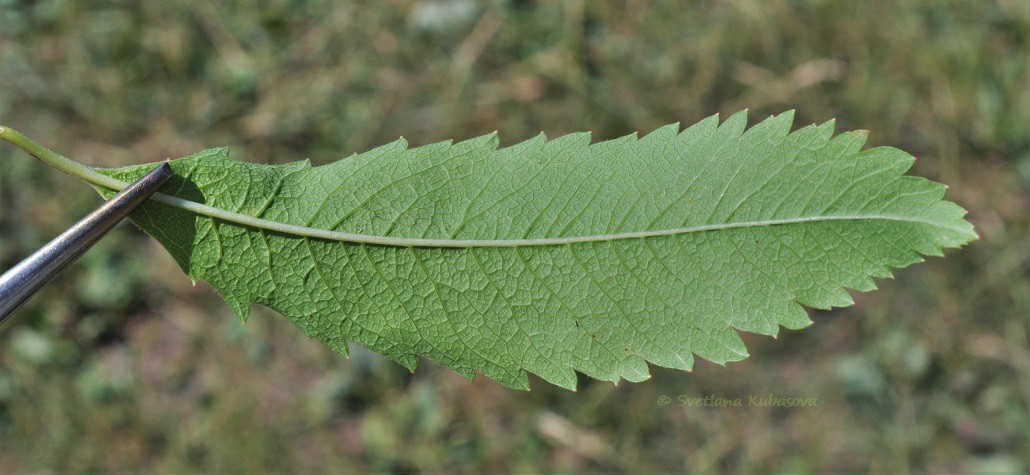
[[0, 163, 173, 325]]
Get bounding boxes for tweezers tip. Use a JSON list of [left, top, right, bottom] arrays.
[[155, 162, 174, 176]]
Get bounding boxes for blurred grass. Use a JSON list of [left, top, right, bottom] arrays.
[[0, 0, 1027, 472]]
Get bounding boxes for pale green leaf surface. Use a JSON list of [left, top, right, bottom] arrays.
[[96, 111, 976, 390]]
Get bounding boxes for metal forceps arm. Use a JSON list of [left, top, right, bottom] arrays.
[[0, 163, 173, 325]]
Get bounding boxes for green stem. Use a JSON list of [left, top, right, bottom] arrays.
[[0, 125, 126, 191]]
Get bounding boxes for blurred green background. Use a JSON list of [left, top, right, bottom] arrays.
[[0, 0, 1027, 472]]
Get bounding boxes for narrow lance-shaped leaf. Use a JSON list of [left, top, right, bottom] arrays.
[[82, 111, 973, 390]]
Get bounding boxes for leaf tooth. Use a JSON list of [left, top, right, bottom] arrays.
[[324, 338, 351, 358], [812, 119, 836, 144], [553, 131, 592, 149], [506, 370, 532, 391], [913, 239, 946, 257], [850, 276, 878, 292], [430, 354, 477, 382], [681, 113, 720, 138], [679, 113, 721, 141], [868, 265, 893, 279], [779, 304, 813, 331], [219, 291, 252, 323], [412, 138, 454, 156], [847, 129, 871, 148], [274, 158, 312, 173], [857, 146, 915, 174], [643, 347, 695, 371], [391, 352, 418, 372], [743, 110, 793, 141], [797, 285, 853, 310], [200, 147, 231, 162], [673, 352, 695, 371], [640, 122, 680, 142], [719, 109, 749, 136], [782, 108, 797, 122], [620, 357, 651, 383], [697, 328, 749, 365], [498, 131, 546, 155], [456, 130, 500, 151], [529, 364, 577, 391], [456, 366, 476, 382], [593, 131, 637, 149], [831, 287, 856, 308], [828, 129, 869, 156], [572, 356, 625, 385]]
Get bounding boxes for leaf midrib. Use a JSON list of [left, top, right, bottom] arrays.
[[82, 169, 961, 248]]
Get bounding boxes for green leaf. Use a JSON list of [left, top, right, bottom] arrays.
[[92, 111, 974, 390]]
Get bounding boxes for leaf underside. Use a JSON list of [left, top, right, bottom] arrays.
[[97, 110, 976, 390]]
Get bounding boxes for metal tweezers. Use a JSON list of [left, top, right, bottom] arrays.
[[0, 163, 173, 325]]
